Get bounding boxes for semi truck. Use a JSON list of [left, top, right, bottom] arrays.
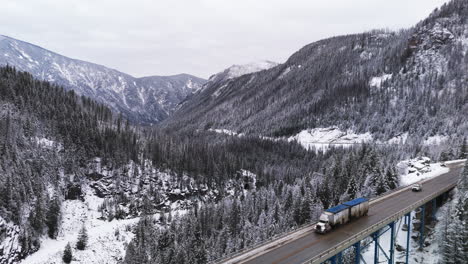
[[315, 197, 369, 234]]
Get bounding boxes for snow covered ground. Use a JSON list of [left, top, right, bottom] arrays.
[[35, 137, 63, 151], [369, 73, 392, 88], [0, 217, 21, 264], [397, 157, 449, 186], [21, 191, 139, 264], [208, 128, 245, 137], [288, 127, 373, 152], [423, 135, 449, 146]]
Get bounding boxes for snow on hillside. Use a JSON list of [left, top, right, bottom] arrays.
[[423, 135, 449, 146], [225, 61, 278, 79], [369, 73, 392, 88], [35, 137, 63, 151], [288, 127, 373, 151], [21, 190, 139, 264], [397, 157, 449, 186], [208, 128, 245, 137], [387, 132, 409, 144], [206, 60, 278, 87], [0, 35, 206, 124], [0, 217, 21, 264]]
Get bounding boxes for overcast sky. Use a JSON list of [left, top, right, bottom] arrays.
[[0, 0, 448, 79]]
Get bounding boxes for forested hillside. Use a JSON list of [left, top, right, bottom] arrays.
[[0, 65, 139, 261], [1, 1, 467, 264], [165, 0, 468, 144], [437, 160, 468, 263], [0, 65, 412, 263], [0, 35, 206, 125]]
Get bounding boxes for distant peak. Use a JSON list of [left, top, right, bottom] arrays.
[[226, 60, 278, 79], [207, 60, 278, 83]]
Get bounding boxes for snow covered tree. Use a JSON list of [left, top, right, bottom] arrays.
[[346, 176, 359, 199], [459, 137, 467, 159], [384, 168, 398, 190], [46, 195, 61, 239], [459, 160, 468, 193], [76, 224, 88, 250], [63, 243, 73, 263], [440, 161, 468, 264]]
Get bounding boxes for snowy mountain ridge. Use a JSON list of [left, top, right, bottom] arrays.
[[164, 4, 468, 143], [221, 60, 279, 80], [0, 35, 206, 124], [207, 60, 278, 83]]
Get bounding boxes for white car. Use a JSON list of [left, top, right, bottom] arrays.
[[411, 183, 422, 192]]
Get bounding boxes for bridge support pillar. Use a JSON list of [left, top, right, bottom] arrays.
[[405, 212, 411, 264], [389, 222, 395, 264], [432, 198, 437, 220], [354, 241, 361, 264], [420, 204, 425, 249], [372, 232, 379, 264]]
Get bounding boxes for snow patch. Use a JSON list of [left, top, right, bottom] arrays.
[[0, 217, 21, 264], [209, 128, 245, 137], [387, 132, 409, 144], [279, 66, 291, 79], [35, 137, 63, 151], [397, 157, 449, 186], [423, 135, 449, 146], [21, 191, 139, 264], [369, 73, 392, 88], [289, 127, 373, 152], [225, 61, 278, 79]]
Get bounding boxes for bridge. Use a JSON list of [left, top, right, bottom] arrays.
[[219, 161, 465, 264]]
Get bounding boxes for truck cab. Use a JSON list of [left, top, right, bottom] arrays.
[[315, 213, 332, 234]]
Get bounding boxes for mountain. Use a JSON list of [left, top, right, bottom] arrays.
[[0, 35, 206, 124], [164, 0, 468, 143], [2, 1, 468, 264], [205, 60, 278, 85]]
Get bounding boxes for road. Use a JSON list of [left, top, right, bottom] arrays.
[[231, 164, 463, 264]]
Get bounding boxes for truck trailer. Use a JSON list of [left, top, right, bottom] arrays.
[[315, 197, 369, 234]]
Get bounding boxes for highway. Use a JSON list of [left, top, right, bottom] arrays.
[[224, 162, 464, 264]]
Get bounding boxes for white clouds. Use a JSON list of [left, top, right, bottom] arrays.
[[0, 0, 448, 78]]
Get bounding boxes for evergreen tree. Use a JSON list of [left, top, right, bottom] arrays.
[[346, 176, 359, 199], [459, 137, 467, 159], [63, 243, 72, 263], [385, 168, 398, 190], [458, 160, 468, 193], [29, 197, 45, 233], [76, 224, 88, 250], [46, 195, 61, 239]]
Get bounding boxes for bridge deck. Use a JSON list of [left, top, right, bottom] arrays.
[[233, 166, 462, 264]]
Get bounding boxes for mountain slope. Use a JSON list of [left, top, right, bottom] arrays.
[[205, 60, 278, 85], [164, 0, 468, 142], [0, 35, 206, 124]]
